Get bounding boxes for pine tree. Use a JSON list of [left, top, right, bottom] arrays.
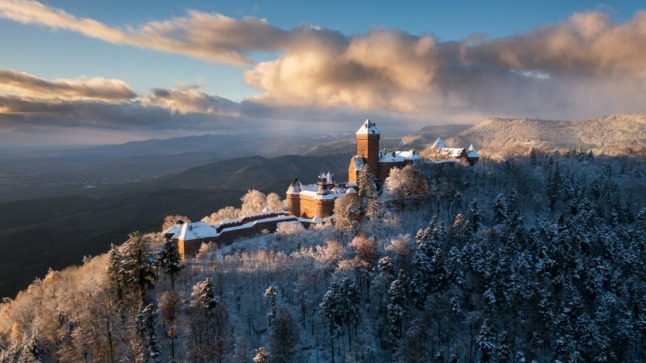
[[120, 232, 158, 301], [157, 239, 182, 289], [107, 244, 124, 302], [134, 304, 161, 363], [469, 200, 482, 232], [493, 193, 508, 225], [387, 270, 406, 341], [320, 278, 360, 358], [264, 285, 278, 326], [190, 277, 229, 362], [476, 318, 497, 363], [269, 311, 298, 363]]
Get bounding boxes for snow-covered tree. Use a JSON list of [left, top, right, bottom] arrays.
[[320, 278, 360, 358], [266, 192, 285, 212], [120, 232, 158, 301], [263, 285, 278, 326], [387, 270, 406, 341], [253, 347, 271, 363], [241, 189, 268, 215], [134, 304, 161, 363], [384, 165, 429, 207], [476, 318, 497, 363], [333, 195, 361, 231], [157, 239, 182, 289]]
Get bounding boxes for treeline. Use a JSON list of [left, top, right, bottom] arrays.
[[1, 151, 644, 362]]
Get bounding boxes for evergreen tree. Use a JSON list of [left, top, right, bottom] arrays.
[[493, 193, 508, 225], [120, 232, 158, 301], [157, 239, 182, 289], [263, 285, 278, 326], [107, 243, 124, 302], [134, 304, 161, 363], [190, 277, 229, 362], [269, 311, 298, 363], [476, 318, 497, 363], [320, 278, 360, 358], [387, 270, 406, 342]]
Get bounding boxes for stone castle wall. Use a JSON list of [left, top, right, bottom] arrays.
[[290, 194, 334, 218]]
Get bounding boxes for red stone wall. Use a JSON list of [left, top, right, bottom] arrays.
[[286, 194, 301, 217], [348, 157, 359, 184], [356, 134, 380, 176], [298, 195, 335, 218]]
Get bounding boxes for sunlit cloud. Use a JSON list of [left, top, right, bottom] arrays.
[[245, 11, 646, 119], [0, 69, 136, 101], [141, 83, 242, 116], [0, 0, 287, 65], [1, 1, 646, 145]]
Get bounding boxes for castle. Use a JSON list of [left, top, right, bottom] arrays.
[[286, 119, 479, 219], [427, 137, 480, 165], [167, 119, 478, 257]]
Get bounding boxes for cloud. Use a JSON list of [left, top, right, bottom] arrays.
[[466, 11, 646, 76], [0, 0, 287, 65], [141, 84, 242, 116], [0, 69, 136, 101], [244, 11, 646, 120], [1, 2, 646, 136]]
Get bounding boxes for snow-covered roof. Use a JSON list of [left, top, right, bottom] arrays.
[[326, 171, 333, 184], [163, 223, 183, 236], [298, 215, 334, 224], [356, 119, 381, 135], [351, 156, 365, 170], [292, 182, 350, 200], [220, 215, 297, 233], [175, 221, 219, 241], [379, 150, 420, 163], [431, 137, 447, 148], [286, 178, 304, 194], [467, 144, 479, 158], [434, 147, 465, 157]]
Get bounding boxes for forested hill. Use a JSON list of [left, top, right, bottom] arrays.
[[449, 114, 646, 157], [1, 150, 644, 362]]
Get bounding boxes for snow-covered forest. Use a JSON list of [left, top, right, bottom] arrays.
[[1, 150, 645, 363]]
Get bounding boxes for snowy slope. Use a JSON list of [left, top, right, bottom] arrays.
[[449, 114, 646, 156]]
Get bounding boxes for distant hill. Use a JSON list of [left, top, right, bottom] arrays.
[[400, 124, 472, 148], [448, 114, 646, 157]]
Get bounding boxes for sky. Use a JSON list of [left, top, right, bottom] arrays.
[[0, 0, 645, 147]]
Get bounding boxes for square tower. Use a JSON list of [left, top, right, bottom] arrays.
[[353, 119, 380, 180]]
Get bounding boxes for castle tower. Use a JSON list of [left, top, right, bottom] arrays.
[[354, 119, 380, 180], [286, 178, 302, 217]]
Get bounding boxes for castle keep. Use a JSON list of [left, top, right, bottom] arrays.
[[287, 119, 421, 219]]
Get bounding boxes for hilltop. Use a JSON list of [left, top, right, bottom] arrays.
[[447, 114, 646, 157], [1, 147, 644, 362]]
